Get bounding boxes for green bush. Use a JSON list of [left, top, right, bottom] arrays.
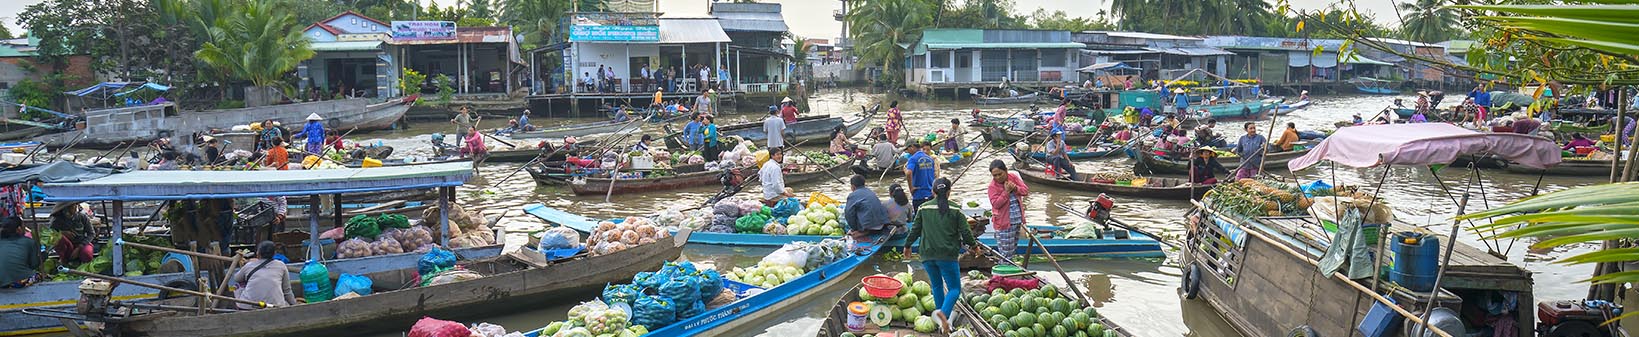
[[433, 74, 455, 107], [215, 100, 246, 109]]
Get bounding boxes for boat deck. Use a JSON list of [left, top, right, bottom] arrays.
[[1256, 216, 1531, 292]]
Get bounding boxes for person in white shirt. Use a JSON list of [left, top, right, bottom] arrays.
[[763, 109, 787, 149], [760, 148, 795, 204], [605, 67, 618, 91], [698, 65, 710, 92]]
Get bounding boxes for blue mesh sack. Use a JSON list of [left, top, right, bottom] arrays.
[[659, 277, 700, 308], [632, 295, 677, 329], [677, 299, 707, 320], [697, 269, 724, 297], [602, 283, 643, 306], [417, 247, 457, 276]]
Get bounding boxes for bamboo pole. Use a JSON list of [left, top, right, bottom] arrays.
[[118, 240, 235, 263], [56, 268, 269, 308]]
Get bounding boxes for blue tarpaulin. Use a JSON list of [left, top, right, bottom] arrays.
[[42, 162, 473, 202], [114, 83, 170, 97]]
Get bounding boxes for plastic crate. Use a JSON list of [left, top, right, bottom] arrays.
[[722, 279, 765, 299], [539, 246, 584, 260]]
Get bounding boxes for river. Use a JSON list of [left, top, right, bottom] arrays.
[[347, 90, 1606, 336]]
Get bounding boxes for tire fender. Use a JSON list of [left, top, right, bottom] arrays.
[[1182, 263, 1203, 300]]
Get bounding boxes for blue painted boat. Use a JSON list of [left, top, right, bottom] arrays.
[[526, 203, 845, 247], [522, 232, 897, 337], [1352, 77, 1399, 95], [1024, 146, 1123, 161], [1274, 100, 1310, 115]]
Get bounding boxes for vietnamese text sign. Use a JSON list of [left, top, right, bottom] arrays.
[[569, 25, 659, 42], [391, 21, 456, 40]]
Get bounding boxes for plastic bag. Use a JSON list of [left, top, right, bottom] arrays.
[[697, 269, 724, 298], [659, 277, 701, 307], [345, 215, 382, 239], [334, 273, 374, 297], [408, 317, 472, 337], [677, 299, 706, 320], [378, 213, 412, 229], [418, 247, 457, 276], [759, 245, 808, 269], [632, 295, 677, 329], [539, 231, 577, 250], [337, 238, 373, 259], [603, 283, 643, 306]]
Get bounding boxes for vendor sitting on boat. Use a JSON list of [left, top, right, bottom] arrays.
[[1563, 133, 1596, 150], [49, 202, 95, 265], [232, 241, 297, 309], [632, 134, 655, 153], [844, 174, 889, 240], [828, 125, 854, 156], [943, 118, 964, 153], [0, 216, 41, 288], [1298, 90, 1310, 102], [1194, 119, 1226, 147], [869, 131, 897, 171], [461, 126, 486, 158], [760, 147, 796, 206], [1189, 147, 1230, 185]]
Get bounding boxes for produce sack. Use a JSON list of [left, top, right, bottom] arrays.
[[984, 275, 1041, 293], [378, 213, 412, 229], [418, 247, 458, 276], [408, 317, 472, 337], [632, 295, 677, 329], [602, 283, 643, 306], [299, 262, 334, 303], [634, 271, 664, 290], [697, 269, 724, 297], [677, 299, 706, 320], [771, 198, 802, 219], [538, 230, 577, 250], [401, 226, 436, 252], [373, 237, 406, 255], [659, 277, 701, 308], [334, 273, 374, 297], [337, 238, 373, 259], [345, 215, 382, 239]]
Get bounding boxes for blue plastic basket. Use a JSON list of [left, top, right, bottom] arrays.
[[541, 246, 585, 260], [721, 279, 764, 299]]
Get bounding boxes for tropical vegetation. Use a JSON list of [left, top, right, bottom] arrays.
[[194, 0, 314, 104]]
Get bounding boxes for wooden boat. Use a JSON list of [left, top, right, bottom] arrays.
[[567, 160, 785, 195], [977, 229, 1164, 258], [34, 97, 412, 149], [526, 204, 846, 248], [90, 231, 687, 336], [714, 109, 878, 145], [1188, 99, 1279, 120], [986, 127, 1100, 144], [976, 92, 1040, 105], [1022, 145, 1124, 161], [1130, 145, 1312, 175], [1504, 157, 1613, 176], [1273, 100, 1310, 115], [510, 119, 643, 139], [0, 119, 60, 141], [814, 283, 979, 337], [523, 230, 895, 337], [853, 147, 979, 178], [525, 161, 707, 186], [1352, 77, 1398, 95], [1015, 164, 1209, 200], [956, 252, 1135, 337]]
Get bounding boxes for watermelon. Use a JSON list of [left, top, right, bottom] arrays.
[[999, 301, 1020, 316], [998, 321, 1015, 332], [1003, 330, 1020, 337], [1032, 323, 1047, 337], [914, 316, 938, 333], [1074, 331, 1088, 337], [1035, 298, 1051, 312], [989, 294, 1008, 307], [1088, 323, 1104, 334], [1041, 284, 1059, 299], [1103, 329, 1116, 337], [897, 294, 919, 309], [1016, 327, 1035, 337], [1019, 295, 1038, 312], [971, 294, 990, 306], [1050, 298, 1072, 313], [1012, 311, 1038, 327], [1052, 325, 1069, 337], [1010, 288, 1025, 297], [991, 313, 1008, 325], [1061, 317, 1079, 333], [841, 333, 857, 337], [1071, 312, 1091, 329], [992, 288, 1005, 297], [911, 280, 932, 296], [981, 305, 1001, 317]]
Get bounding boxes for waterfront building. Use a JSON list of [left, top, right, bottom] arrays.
[[902, 28, 1084, 97]]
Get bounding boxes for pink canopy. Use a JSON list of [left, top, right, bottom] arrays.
[[1287, 123, 1563, 171]]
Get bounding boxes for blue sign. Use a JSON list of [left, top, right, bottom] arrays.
[[569, 25, 660, 42]]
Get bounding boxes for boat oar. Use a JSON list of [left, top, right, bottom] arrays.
[[1052, 203, 1179, 249], [90, 142, 129, 164], [56, 267, 270, 308]]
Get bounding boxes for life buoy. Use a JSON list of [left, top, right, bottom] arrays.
[[1181, 263, 1202, 300]]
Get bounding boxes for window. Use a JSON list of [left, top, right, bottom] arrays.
[[1011, 50, 1037, 81], [958, 54, 971, 68], [981, 50, 1008, 81], [1041, 50, 1065, 67], [931, 51, 950, 68]]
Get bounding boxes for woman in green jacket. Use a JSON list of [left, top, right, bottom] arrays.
[[902, 177, 977, 331]]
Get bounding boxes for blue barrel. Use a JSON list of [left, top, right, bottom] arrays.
[[1389, 232, 1440, 292]]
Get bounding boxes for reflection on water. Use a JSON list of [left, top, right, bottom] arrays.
[[345, 90, 1606, 336]]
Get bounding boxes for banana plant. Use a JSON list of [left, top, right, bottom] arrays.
[[1462, 182, 1639, 286]]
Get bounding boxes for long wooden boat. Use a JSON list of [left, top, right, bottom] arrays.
[[986, 127, 1100, 143], [34, 97, 412, 149], [1503, 157, 1613, 176], [1130, 146, 1312, 175], [814, 283, 979, 337], [0, 119, 58, 141], [567, 161, 758, 195], [977, 230, 1164, 258], [523, 230, 894, 337], [1273, 100, 1310, 115], [1016, 165, 1209, 200], [727, 113, 876, 145], [526, 204, 844, 247], [957, 251, 1135, 337], [976, 92, 1040, 105], [1352, 78, 1398, 95], [510, 119, 643, 139], [1022, 146, 1123, 161], [85, 230, 685, 337], [852, 148, 978, 178], [1184, 204, 1533, 337], [1189, 99, 1279, 120]]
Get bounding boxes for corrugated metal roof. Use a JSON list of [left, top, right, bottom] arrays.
[[1341, 53, 1393, 66], [1438, 40, 1476, 54], [710, 2, 788, 32], [659, 18, 732, 44], [1096, 31, 1202, 41], [1145, 47, 1233, 56], [914, 29, 1079, 54], [43, 162, 473, 202], [923, 42, 1083, 50], [312, 41, 384, 51]]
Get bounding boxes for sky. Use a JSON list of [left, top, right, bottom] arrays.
[[0, 0, 1402, 40]]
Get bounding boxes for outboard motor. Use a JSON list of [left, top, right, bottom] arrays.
[[1084, 193, 1128, 239], [1538, 299, 1620, 337]]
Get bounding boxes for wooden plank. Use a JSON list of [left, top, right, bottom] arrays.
[[345, 200, 406, 215]]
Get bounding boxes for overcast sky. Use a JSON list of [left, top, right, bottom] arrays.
[[0, 0, 1403, 40]]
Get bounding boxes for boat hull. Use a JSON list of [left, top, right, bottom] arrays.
[[1504, 159, 1612, 176], [34, 98, 410, 149], [1130, 146, 1310, 175], [1016, 167, 1207, 200], [511, 120, 641, 139], [976, 92, 1040, 105]]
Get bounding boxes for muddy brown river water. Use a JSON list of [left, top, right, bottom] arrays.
[[346, 90, 1606, 336]]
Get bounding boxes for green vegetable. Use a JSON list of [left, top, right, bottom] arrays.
[[542, 322, 564, 335], [345, 215, 382, 239], [914, 316, 938, 333], [377, 214, 411, 229]]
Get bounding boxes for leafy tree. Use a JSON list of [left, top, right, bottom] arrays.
[[457, 17, 496, 27], [1109, 0, 1279, 36], [432, 74, 455, 106], [500, 0, 585, 45], [401, 68, 427, 100], [845, 0, 932, 88], [0, 24, 12, 39], [194, 0, 315, 98], [468, 0, 494, 20], [938, 0, 1026, 29], [274, 0, 351, 26], [1398, 0, 1461, 43], [1028, 9, 1113, 32]]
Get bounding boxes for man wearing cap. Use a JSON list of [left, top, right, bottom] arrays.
[[294, 113, 327, 155], [779, 97, 800, 124]]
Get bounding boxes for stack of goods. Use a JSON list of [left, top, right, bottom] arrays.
[[537, 261, 724, 336], [704, 197, 772, 234], [587, 217, 670, 256], [964, 279, 1117, 337], [787, 151, 850, 173], [1204, 179, 1315, 218], [417, 247, 482, 286], [421, 204, 497, 248], [673, 151, 706, 166], [41, 235, 175, 281], [336, 214, 440, 259], [647, 208, 708, 233], [851, 272, 946, 333], [723, 239, 851, 288], [535, 226, 585, 255], [1086, 173, 1142, 185], [788, 202, 845, 236]]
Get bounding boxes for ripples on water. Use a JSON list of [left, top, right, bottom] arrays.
[[344, 91, 1605, 336]]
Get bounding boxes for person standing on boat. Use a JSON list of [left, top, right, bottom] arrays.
[[232, 241, 296, 309], [901, 177, 977, 332], [1190, 147, 1229, 184], [451, 107, 476, 143], [886, 101, 905, 145], [779, 97, 800, 124], [702, 116, 722, 162], [762, 109, 787, 150], [1468, 85, 1492, 108], [256, 120, 283, 152], [905, 141, 939, 209], [682, 113, 704, 151], [694, 90, 714, 116], [0, 216, 41, 288], [1274, 122, 1300, 152], [294, 113, 326, 155], [1173, 88, 1189, 115], [1614, 116, 1636, 147], [843, 174, 889, 240], [1230, 122, 1266, 180], [759, 147, 795, 205], [986, 159, 1029, 261]]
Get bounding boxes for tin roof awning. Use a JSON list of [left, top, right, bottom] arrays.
[[1077, 62, 1142, 72], [311, 41, 384, 52], [1341, 53, 1393, 66], [42, 162, 474, 201], [1144, 47, 1234, 56], [659, 18, 731, 44], [921, 42, 1084, 51]]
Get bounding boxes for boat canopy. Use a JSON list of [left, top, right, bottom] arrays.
[[1286, 123, 1562, 171], [0, 161, 117, 186], [1077, 62, 1142, 73], [113, 82, 170, 97], [42, 162, 473, 202]]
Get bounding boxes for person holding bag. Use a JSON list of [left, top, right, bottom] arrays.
[[986, 160, 1029, 261]]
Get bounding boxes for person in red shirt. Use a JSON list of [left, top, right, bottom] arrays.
[[779, 97, 799, 124]]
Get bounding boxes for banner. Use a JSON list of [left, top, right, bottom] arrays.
[[569, 25, 660, 42], [391, 21, 456, 40]]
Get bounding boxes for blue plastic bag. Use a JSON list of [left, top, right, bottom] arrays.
[[1300, 180, 1333, 197], [334, 273, 374, 297], [418, 247, 457, 276]]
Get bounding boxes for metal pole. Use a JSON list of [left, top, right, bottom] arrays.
[[1416, 191, 1471, 336], [438, 187, 451, 247], [1613, 91, 1625, 183], [308, 195, 321, 262], [111, 201, 125, 275]]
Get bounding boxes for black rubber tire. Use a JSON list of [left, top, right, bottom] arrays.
[[158, 279, 199, 299], [1288, 325, 1320, 337], [1182, 263, 1202, 300]]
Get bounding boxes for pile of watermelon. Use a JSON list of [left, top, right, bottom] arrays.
[[967, 285, 1115, 337], [854, 272, 941, 333]]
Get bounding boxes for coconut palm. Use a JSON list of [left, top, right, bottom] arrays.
[[845, 0, 932, 86], [194, 0, 313, 102], [1399, 0, 1460, 42]]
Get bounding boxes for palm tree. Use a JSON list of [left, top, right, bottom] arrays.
[[500, 0, 576, 45], [194, 0, 314, 105], [845, 0, 932, 86], [1399, 0, 1459, 42]]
